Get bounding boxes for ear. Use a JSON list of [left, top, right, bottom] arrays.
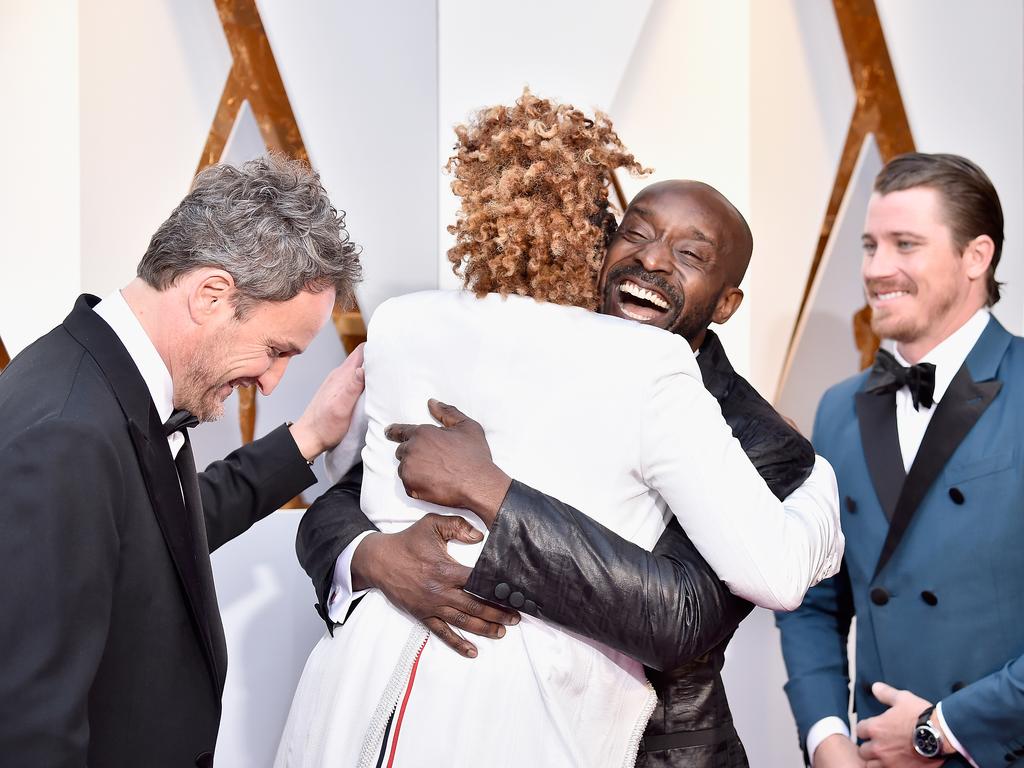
[[187, 268, 236, 325], [712, 287, 744, 325], [963, 234, 995, 281]]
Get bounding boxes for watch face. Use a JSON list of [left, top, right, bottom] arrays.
[[914, 726, 941, 758]]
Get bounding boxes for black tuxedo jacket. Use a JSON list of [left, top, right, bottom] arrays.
[[0, 296, 315, 768], [297, 329, 814, 768]]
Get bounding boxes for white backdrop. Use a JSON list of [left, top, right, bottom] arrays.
[[2, 2, 1022, 766]]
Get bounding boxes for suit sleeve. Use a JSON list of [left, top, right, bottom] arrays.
[[774, 564, 855, 743], [198, 423, 316, 552], [775, 390, 856, 745], [940, 656, 1024, 767], [466, 481, 751, 671], [0, 419, 123, 767], [295, 462, 379, 628]]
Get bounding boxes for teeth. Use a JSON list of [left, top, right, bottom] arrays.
[[619, 280, 669, 309], [876, 291, 909, 301], [620, 306, 650, 321]]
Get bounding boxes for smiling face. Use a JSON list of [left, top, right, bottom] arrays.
[[175, 287, 335, 421], [598, 181, 749, 348], [861, 186, 987, 361]]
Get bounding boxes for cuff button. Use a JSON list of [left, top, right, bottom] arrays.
[[494, 583, 511, 600]]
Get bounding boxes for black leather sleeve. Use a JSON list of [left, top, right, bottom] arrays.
[[295, 462, 378, 629], [465, 481, 752, 672], [735, 415, 815, 501]]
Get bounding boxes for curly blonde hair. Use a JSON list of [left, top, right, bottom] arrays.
[[446, 90, 647, 309]]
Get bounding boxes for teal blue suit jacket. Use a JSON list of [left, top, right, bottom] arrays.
[[777, 316, 1024, 767]]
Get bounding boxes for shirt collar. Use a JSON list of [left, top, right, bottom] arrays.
[[893, 308, 990, 404], [94, 289, 175, 424]]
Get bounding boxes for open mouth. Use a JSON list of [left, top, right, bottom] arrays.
[[616, 279, 672, 322]]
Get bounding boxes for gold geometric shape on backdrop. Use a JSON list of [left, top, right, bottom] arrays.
[[198, 0, 366, 506], [781, 0, 915, 389], [0, 335, 10, 372]]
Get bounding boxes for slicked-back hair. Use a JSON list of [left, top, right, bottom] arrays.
[[138, 154, 361, 318], [875, 152, 1004, 305]]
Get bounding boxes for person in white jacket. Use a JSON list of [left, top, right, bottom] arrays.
[[276, 91, 841, 768]]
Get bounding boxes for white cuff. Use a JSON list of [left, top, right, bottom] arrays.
[[326, 530, 374, 624], [935, 701, 979, 768], [806, 716, 851, 765]]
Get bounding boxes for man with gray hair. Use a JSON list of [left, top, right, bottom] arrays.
[[0, 155, 365, 768]]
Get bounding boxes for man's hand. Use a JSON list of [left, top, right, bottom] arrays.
[[385, 399, 512, 527], [352, 512, 519, 657], [290, 343, 365, 461], [814, 733, 867, 768], [857, 682, 951, 767]]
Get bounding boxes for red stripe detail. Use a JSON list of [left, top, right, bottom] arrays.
[[386, 636, 429, 768]]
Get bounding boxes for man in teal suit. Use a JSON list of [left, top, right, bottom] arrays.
[[777, 152, 1024, 768]]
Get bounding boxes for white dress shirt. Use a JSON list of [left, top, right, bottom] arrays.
[[276, 290, 842, 768], [94, 290, 183, 460], [806, 309, 989, 766]]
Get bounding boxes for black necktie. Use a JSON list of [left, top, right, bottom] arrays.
[[164, 412, 228, 683], [164, 409, 199, 437], [865, 348, 937, 410]]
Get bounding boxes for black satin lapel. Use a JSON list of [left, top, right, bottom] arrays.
[[855, 390, 905, 521], [127, 418, 220, 688], [873, 366, 1002, 579]]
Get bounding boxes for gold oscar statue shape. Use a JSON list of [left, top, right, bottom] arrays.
[[782, 0, 916, 384]]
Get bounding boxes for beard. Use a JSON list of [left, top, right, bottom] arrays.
[[866, 281, 957, 345], [174, 330, 233, 422], [673, 291, 719, 344]]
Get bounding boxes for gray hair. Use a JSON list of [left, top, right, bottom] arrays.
[[138, 154, 362, 317]]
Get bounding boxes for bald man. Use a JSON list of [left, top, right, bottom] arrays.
[[300, 181, 824, 768]]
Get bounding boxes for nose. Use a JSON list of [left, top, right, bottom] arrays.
[[637, 240, 675, 274], [863, 242, 897, 281], [257, 357, 290, 396]]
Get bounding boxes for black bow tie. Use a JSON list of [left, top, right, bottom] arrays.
[[163, 409, 199, 437], [865, 348, 937, 410]]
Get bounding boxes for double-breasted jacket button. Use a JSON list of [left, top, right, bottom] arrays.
[[509, 591, 526, 609], [844, 496, 857, 514], [195, 751, 214, 768], [921, 591, 938, 606], [870, 587, 889, 606], [951, 681, 965, 692], [949, 487, 965, 504], [494, 582, 511, 600]]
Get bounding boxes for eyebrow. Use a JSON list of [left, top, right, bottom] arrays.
[[626, 207, 716, 246], [267, 339, 303, 355], [863, 230, 925, 240], [687, 228, 715, 246]]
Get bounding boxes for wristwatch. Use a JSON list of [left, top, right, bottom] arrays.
[[913, 705, 945, 759]]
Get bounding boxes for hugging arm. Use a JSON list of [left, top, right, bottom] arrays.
[[297, 461, 518, 652], [295, 463, 377, 625], [390, 400, 810, 671], [465, 481, 751, 671]]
